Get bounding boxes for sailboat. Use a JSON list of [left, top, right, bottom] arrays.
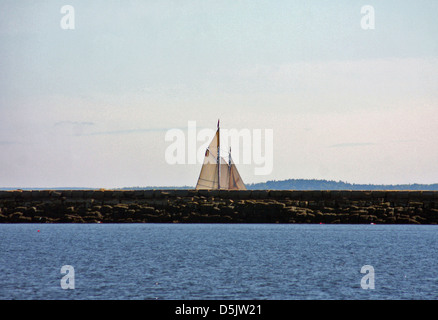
[[195, 120, 246, 190]]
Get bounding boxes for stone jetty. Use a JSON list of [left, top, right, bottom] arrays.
[[0, 189, 438, 224]]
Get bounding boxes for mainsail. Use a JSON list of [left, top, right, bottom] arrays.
[[195, 121, 246, 190]]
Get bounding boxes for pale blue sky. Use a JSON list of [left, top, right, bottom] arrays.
[[1, 1, 438, 188]]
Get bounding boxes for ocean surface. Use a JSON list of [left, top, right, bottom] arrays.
[[0, 223, 437, 300]]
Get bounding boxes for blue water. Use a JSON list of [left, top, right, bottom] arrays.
[[0, 223, 437, 300]]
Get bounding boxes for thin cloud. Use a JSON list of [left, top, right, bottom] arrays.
[[54, 121, 95, 127], [0, 140, 32, 145], [75, 127, 174, 136], [329, 142, 377, 148], [0, 140, 16, 145]]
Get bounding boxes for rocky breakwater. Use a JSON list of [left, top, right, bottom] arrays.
[[0, 189, 438, 224]]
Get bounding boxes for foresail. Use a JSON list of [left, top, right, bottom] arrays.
[[228, 159, 246, 190], [219, 159, 230, 189]]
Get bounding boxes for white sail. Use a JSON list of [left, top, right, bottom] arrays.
[[195, 122, 246, 190]]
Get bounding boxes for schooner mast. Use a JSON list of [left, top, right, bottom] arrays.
[[217, 119, 220, 190]]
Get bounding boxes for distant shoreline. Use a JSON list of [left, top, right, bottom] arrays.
[[2, 178, 438, 191]]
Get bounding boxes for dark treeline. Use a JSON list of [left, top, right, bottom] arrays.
[[245, 179, 438, 191]]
